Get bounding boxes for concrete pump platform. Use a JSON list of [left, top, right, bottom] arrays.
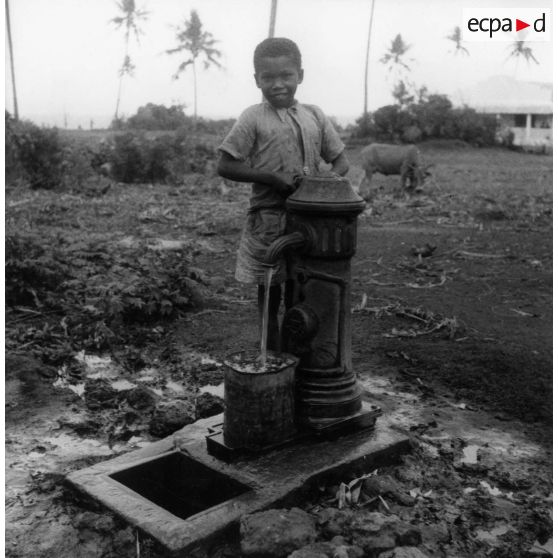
[[67, 412, 409, 556]]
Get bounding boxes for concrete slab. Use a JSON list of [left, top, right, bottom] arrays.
[[67, 413, 409, 556]]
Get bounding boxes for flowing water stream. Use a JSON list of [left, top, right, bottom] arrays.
[[259, 266, 274, 366]]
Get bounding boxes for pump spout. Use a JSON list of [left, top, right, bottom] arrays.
[[264, 231, 306, 264]]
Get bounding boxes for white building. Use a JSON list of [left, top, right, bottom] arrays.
[[454, 76, 552, 148]]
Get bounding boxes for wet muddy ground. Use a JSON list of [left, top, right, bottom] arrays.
[[5, 144, 552, 557]]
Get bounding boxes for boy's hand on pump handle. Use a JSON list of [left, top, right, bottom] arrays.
[[272, 172, 304, 197]]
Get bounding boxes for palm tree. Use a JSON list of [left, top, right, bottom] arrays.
[[446, 27, 469, 56], [363, 0, 376, 116], [506, 41, 539, 73], [380, 33, 414, 101], [6, 0, 18, 120], [380, 34, 413, 73], [111, 0, 148, 120], [166, 10, 222, 127], [268, 0, 278, 38]]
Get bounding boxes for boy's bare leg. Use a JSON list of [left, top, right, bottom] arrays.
[[258, 284, 282, 351]]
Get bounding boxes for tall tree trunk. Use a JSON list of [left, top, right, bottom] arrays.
[[268, 0, 278, 37], [192, 59, 198, 130], [114, 73, 124, 121], [363, 0, 375, 116], [115, 29, 130, 121], [6, 0, 19, 120]]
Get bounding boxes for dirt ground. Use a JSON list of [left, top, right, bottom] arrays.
[[5, 142, 553, 557]]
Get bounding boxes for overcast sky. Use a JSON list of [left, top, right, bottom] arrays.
[[4, 0, 553, 128]]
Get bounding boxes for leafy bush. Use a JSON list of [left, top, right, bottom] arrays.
[[6, 112, 65, 189], [92, 248, 201, 324], [108, 132, 151, 183], [124, 103, 189, 130], [352, 92, 499, 146], [6, 229, 204, 358], [353, 112, 375, 139], [446, 108, 498, 147], [60, 144, 98, 188], [111, 103, 235, 137], [5, 233, 68, 306], [411, 94, 453, 137], [371, 105, 414, 141], [100, 130, 217, 184]]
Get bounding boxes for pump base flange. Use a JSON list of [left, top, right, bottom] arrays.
[[206, 401, 382, 462]]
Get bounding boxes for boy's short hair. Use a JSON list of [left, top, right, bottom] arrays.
[[253, 38, 302, 72]]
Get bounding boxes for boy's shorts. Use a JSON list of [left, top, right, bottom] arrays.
[[235, 208, 288, 285]]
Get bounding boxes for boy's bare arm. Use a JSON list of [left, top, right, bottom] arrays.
[[217, 152, 296, 196], [330, 151, 350, 176]]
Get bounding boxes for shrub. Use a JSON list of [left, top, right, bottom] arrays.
[[371, 105, 414, 142], [124, 103, 189, 131], [5, 233, 68, 306], [411, 94, 453, 138], [94, 247, 201, 324], [101, 130, 217, 184], [6, 112, 65, 189], [446, 108, 498, 146], [351, 92, 499, 146], [353, 112, 375, 139]]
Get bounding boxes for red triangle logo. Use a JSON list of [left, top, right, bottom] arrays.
[[516, 19, 530, 31]]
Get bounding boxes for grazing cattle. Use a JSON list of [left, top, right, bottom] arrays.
[[359, 143, 431, 192]]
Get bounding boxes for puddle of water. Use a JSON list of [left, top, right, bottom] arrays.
[[479, 480, 514, 499], [360, 377, 420, 402], [200, 383, 225, 398], [529, 539, 553, 555], [201, 355, 221, 366], [148, 239, 186, 251], [417, 441, 440, 458], [136, 368, 158, 382], [464, 481, 514, 500], [460, 444, 480, 464], [76, 352, 119, 379], [476, 524, 510, 542], [126, 436, 151, 448], [53, 377, 85, 397], [165, 380, 186, 394], [110, 379, 137, 392]]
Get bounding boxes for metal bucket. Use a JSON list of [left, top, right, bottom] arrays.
[[223, 350, 299, 450]]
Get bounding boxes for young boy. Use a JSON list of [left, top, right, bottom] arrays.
[[217, 37, 349, 351]]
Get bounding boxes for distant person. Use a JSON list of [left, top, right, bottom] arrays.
[[217, 37, 349, 351]]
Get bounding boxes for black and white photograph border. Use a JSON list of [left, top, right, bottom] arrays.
[[4, 0, 553, 557]]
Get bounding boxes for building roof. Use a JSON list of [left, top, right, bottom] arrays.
[[453, 75, 552, 115]]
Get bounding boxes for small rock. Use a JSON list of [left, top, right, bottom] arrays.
[[73, 511, 114, 532], [195, 391, 224, 419], [330, 536, 348, 547], [363, 475, 415, 506], [349, 512, 420, 555], [241, 508, 318, 557], [421, 522, 450, 545], [124, 385, 158, 410], [112, 527, 136, 553], [149, 398, 196, 438], [84, 379, 118, 410], [317, 508, 355, 538]]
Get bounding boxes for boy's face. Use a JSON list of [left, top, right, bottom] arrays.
[[254, 55, 304, 109]]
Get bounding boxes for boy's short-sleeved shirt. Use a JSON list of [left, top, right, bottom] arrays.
[[219, 100, 345, 210]]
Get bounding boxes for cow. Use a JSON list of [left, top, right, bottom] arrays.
[[358, 143, 432, 193]]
